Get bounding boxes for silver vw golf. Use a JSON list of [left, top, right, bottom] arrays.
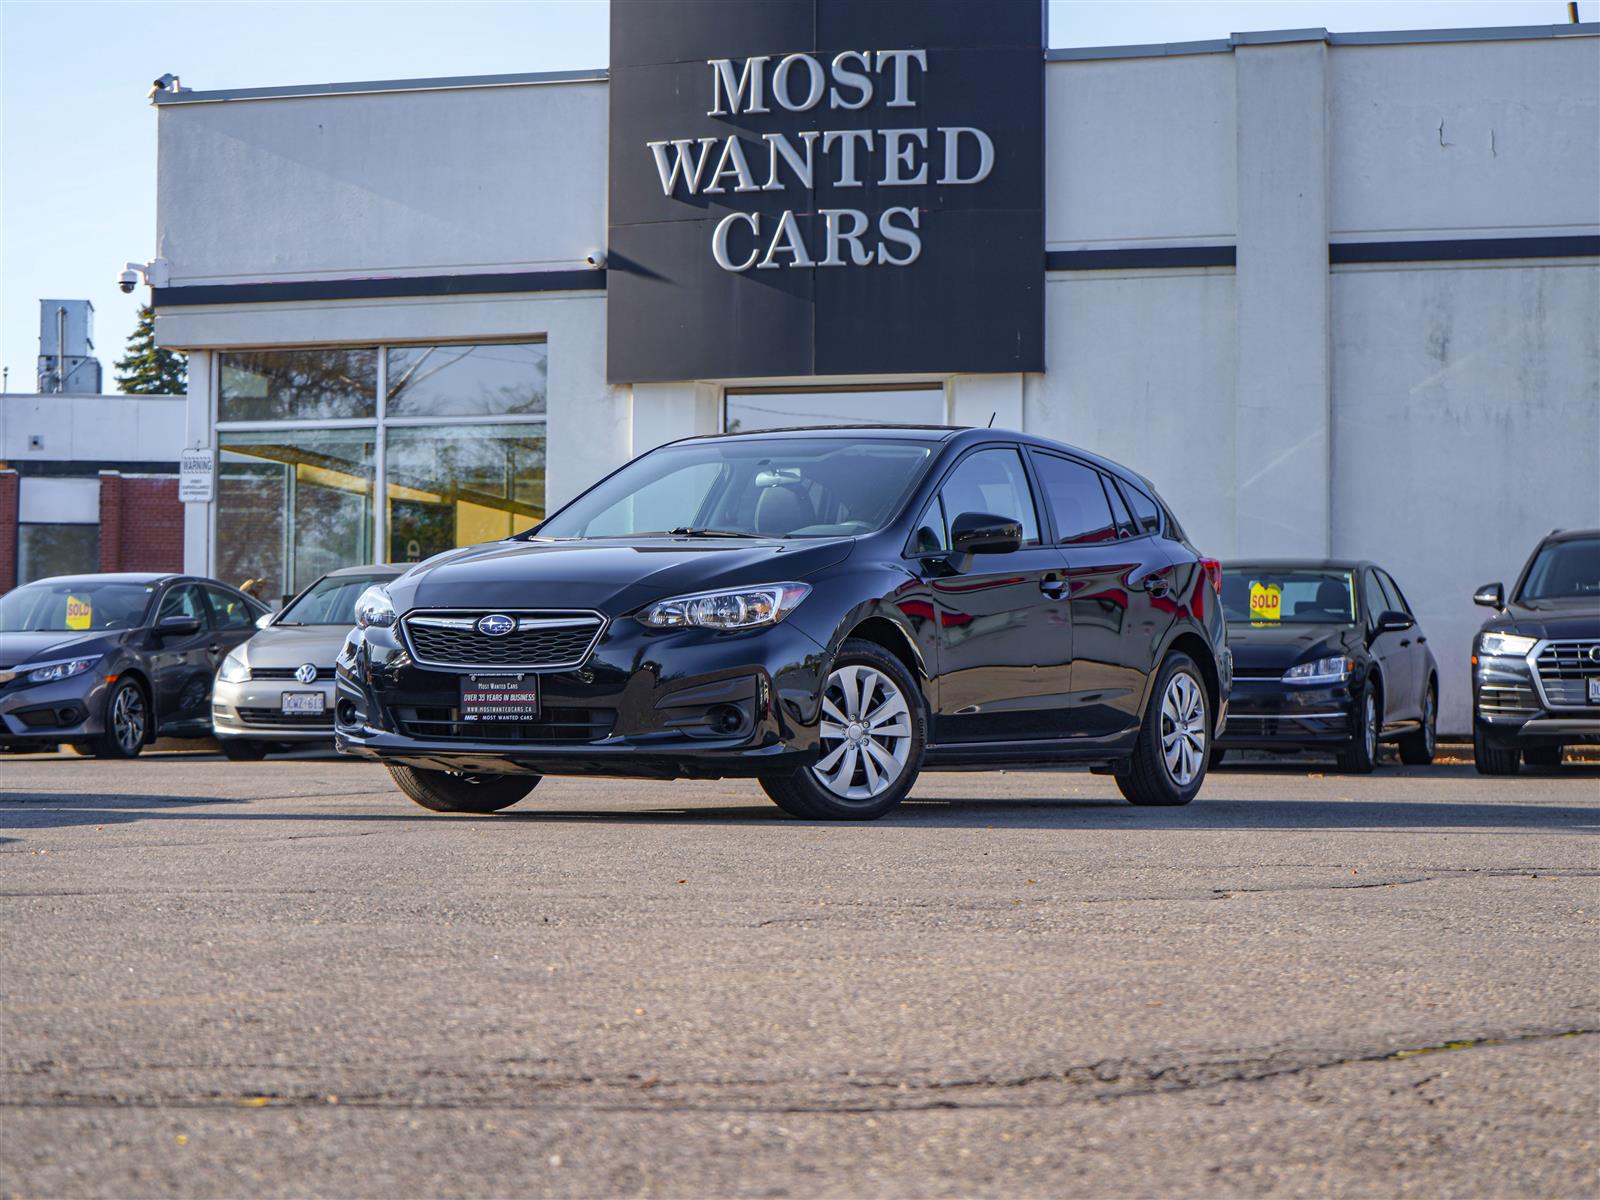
[[212, 564, 403, 760]]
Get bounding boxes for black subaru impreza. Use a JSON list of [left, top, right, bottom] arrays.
[[335, 427, 1230, 819]]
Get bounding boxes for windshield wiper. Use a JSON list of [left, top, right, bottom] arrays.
[[665, 527, 766, 539]]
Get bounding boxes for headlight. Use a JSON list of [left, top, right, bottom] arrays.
[[24, 656, 101, 685], [217, 649, 250, 684], [638, 583, 811, 630], [1478, 632, 1536, 657], [1282, 655, 1353, 685], [354, 585, 397, 629]]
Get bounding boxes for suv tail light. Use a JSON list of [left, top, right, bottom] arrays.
[[1200, 558, 1223, 595]]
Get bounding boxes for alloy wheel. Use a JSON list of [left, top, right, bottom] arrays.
[[1364, 692, 1378, 761], [112, 686, 147, 754], [1423, 690, 1437, 756], [812, 664, 913, 801], [1159, 670, 1207, 787]]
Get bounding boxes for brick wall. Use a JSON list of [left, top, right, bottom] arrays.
[[0, 470, 17, 593], [98, 473, 184, 574]]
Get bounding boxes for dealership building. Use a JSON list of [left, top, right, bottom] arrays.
[[148, 6, 1598, 731]]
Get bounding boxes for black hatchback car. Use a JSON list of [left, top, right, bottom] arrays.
[[0, 573, 269, 757], [1215, 560, 1438, 771], [336, 427, 1230, 819], [1471, 528, 1600, 773]]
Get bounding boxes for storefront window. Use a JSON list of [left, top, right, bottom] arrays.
[[220, 348, 377, 422], [217, 428, 376, 604], [385, 424, 545, 563], [386, 342, 547, 417], [724, 387, 946, 432], [17, 524, 99, 585]]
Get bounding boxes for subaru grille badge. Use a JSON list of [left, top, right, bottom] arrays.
[[477, 613, 516, 637]]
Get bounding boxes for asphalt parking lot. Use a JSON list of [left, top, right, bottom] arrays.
[[3, 748, 1596, 1198]]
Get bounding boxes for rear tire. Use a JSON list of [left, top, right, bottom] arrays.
[[760, 638, 925, 820], [1473, 721, 1521, 776], [86, 679, 149, 760], [1116, 652, 1209, 807], [1337, 684, 1380, 774], [1523, 745, 1563, 769], [219, 739, 269, 761], [1398, 683, 1437, 765], [387, 764, 539, 813]]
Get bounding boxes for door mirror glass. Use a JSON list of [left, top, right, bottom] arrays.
[[950, 511, 1023, 555], [1376, 610, 1415, 633], [1473, 582, 1505, 609], [156, 614, 203, 638]]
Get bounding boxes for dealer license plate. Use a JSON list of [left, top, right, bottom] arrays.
[[281, 691, 325, 715], [1588, 677, 1600, 705], [460, 673, 539, 721]]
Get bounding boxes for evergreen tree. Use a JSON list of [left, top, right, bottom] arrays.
[[114, 305, 188, 394]]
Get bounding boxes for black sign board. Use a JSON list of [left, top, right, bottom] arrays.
[[606, 0, 1045, 384]]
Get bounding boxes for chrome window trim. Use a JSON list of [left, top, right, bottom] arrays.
[[1528, 638, 1600, 712], [399, 607, 607, 672]]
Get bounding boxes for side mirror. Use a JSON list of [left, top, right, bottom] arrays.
[[1376, 609, 1415, 634], [1473, 582, 1505, 610], [255, 612, 274, 630], [156, 614, 202, 638], [950, 511, 1023, 555]]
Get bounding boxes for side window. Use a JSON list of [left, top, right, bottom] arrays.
[[1361, 571, 1388, 627], [157, 584, 207, 625], [1118, 482, 1162, 535], [910, 495, 948, 555], [937, 448, 1040, 546], [1100, 476, 1137, 538], [1376, 570, 1411, 617], [205, 586, 256, 631], [1031, 452, 1117, 545]]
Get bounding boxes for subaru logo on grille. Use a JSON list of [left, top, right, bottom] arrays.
[[294, 663, 318, 685], [477, 613, 516, 637]]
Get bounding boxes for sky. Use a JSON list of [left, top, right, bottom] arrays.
[[0, 0, 1583, 392]]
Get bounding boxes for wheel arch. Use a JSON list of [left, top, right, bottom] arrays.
[[844, 613, 925, 683], [1165, 629, 1221, 728], [111, 667, 156, 744]]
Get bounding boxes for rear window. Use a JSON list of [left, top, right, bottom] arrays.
[[1117, 482, 1162, 536], [1222, 568, 1358, 625]]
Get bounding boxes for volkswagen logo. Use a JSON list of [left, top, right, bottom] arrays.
[[477, 613, 516, 637], [294, 663, 318, 685]]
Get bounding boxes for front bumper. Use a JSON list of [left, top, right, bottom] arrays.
[[0, 672, 108, 747], [212, 676, 336, 743], [1214, 676, 1355, 749], [334, 615, 829, 779], [1475, 648, 1600, 747]]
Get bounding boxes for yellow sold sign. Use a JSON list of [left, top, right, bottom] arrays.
[[65, 595, 93, 631], [1248, 582, 1282, 622]]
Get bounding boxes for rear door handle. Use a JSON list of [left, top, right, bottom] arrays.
[[1142, 571, 1171, 598], [208, 643, 223, 654], [1400, 639, 1411, 647], [1040, 575, 1067, 599]]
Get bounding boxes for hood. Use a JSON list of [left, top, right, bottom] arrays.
[[238, 624, 351, 669], [1481, 597, 1600, 642], [0, 630, 118, 670], [391, 536, 856, 616], [1225, 621, 1358, 674]]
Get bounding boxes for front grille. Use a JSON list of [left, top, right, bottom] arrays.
[[1477, 682, 1540, 720], [401, 611, 605, 670], [251, 666, 334, 681], [236, 707, 335, 728], [392, 705, 615, 744], [1535, 640, 1600, 707]]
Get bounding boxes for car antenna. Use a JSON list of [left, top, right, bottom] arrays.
[[987, 411, 996, 428]]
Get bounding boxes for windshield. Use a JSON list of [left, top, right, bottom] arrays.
[[1222, 568, 1357, 625], [277, 573, 395, 625], [536, 437, 937, 540], [1519, 537, 1600, 602], [0, 580, 157, 633]]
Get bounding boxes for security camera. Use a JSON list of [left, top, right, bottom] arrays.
[[585, 250, 607, 269], [152, 72, 178, 92], [118, 269, 140, 294]]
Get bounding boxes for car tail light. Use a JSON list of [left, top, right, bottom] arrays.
[[1200, 558, 1223, 595]]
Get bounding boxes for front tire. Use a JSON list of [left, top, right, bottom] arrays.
[[1473, 721, 1521, 776], [387, 764, 540, 813], [86, 679, 149, 759], [760, 638, 925, 820], [1337, 683, 1381, 774], [1398, 682, 1437, 765], [1116, 652, 1209, 807]]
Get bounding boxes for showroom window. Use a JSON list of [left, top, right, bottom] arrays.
[[724, 386, 946, 432], [214, 341, 547, 604]]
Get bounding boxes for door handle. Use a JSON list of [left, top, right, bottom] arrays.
[[208, 644, 223, 654], [1400, 639, 1411, 647], [1040, 576, 1067, 599], [1416, 636, 1427, 644], [1142, 572, 1171, 598]]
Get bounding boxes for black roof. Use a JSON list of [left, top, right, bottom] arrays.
[[22, 572, 181, 586], [1541, 528, 1600, 543]]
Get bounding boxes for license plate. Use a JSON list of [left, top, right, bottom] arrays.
[[281, 691, 325, 715], [460, 673, 539, 721], [1589, 678, 1600, 705]]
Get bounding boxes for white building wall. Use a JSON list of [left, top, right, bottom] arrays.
[[0, 393, 188, 462]]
